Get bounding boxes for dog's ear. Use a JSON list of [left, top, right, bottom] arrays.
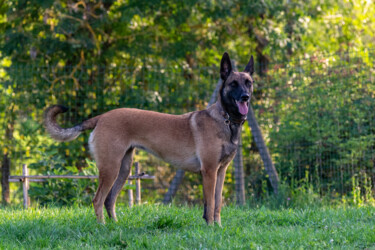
[[220, 52, 232, 81], [244, 55, 254, 76]]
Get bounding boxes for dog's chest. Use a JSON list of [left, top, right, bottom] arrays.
[[219, 141, 237, 166]]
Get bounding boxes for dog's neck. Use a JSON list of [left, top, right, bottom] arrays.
[[211, 101, 243, 144]]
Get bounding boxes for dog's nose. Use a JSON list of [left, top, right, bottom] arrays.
[[241, 94, 250, 102]]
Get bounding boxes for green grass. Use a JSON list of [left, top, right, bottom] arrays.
[[1, 204, 375, 249]]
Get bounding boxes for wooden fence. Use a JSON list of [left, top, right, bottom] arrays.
[[9, 162, 154, 208]]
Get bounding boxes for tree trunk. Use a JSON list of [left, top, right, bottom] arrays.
[[162, 79, 223, 203], [237, 35, 278, 194], [233, 136, 245, 205], [230, 60, 247, 205], [162, 169, 186, 204], [247, 105, 279, 194], [1, 153, 10, 205], [1, 123, 14, 205]]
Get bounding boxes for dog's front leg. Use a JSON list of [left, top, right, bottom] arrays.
[[214, 164, 229, 226], [201, 165, 218, 225]]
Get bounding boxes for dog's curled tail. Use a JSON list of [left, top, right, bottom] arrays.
[[44, 105, 101, 142]]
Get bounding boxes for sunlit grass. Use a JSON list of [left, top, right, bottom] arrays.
[[1, 204, 374, 249]]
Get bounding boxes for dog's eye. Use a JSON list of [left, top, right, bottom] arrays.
[[230, 81, 238, 87], [245, 80, 252, 87]]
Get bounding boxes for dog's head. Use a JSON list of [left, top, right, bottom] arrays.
[[219, 52, 254, 119]]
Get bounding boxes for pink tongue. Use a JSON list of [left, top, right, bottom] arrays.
[[237, 101, 248, 115]]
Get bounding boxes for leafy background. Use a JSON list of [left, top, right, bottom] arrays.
[[0, 0, 374, 206]]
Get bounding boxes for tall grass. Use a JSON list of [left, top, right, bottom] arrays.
[[245, 170, 375, 210], [1, 204, 374, 249]]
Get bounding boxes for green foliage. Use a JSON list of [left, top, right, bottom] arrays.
[[247, 169, 375, 210], [349, 173, 375, 206], [28, 153, 98, 206], [258, 51, 375, 195]]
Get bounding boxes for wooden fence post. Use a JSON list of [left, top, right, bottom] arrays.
[[135, 162, 141, 205], [128, 168, 133, 207], [22, 164, 30, 209]]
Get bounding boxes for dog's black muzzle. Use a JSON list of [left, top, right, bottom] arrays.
[[240, 93, 250, 102]]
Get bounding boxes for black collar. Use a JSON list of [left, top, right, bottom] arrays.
[[221, 111, 246, 126]]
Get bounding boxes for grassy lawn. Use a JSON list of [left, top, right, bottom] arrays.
[[1, 204, 374, 249]]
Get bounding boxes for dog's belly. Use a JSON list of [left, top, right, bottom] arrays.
[[135, 145, 201, 172], [168, 155, 201, 172]]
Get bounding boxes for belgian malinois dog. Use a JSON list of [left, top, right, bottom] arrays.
[[44, 52, 254, 225]]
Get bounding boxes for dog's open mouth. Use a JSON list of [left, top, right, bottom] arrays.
[[236, 100, 249, 115]]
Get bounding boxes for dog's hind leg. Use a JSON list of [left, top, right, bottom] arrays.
[[104, 147, 135, 221], [92, 150, 124, 223]]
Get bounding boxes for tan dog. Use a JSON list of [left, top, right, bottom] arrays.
[[44, 52, 254, 225]]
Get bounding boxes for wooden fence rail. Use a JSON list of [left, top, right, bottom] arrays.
[[9, 162, 154, 209]]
